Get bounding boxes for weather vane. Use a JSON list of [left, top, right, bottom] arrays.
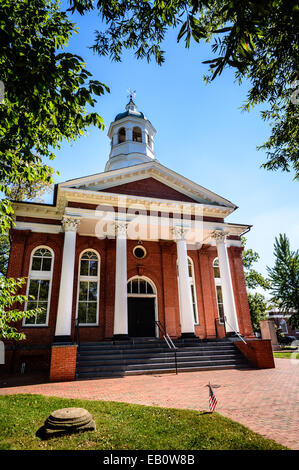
[[127, 88, 136, 101]]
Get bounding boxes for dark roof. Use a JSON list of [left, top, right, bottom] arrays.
[[114, 110, 145, 122]]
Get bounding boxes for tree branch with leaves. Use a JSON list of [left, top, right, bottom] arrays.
[[68, 0, 299, 178], [0, 0, 109, 235], [241, 237, 269, 333], [0, 278, 42, 341], [267, 234, 299, 329], [0, 0, 109, 340]]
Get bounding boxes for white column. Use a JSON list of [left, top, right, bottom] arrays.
[[113, 221, 128, 337], [212, 230, 239, 333], [173, 227, 195, 336], [126, 127, 133, 141], [55, 216, 80, 339]]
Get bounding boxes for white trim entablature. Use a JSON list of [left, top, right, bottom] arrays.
[[58, 189, 233, 219]]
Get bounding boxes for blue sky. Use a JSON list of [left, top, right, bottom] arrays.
[[47, 4, 298, 279]]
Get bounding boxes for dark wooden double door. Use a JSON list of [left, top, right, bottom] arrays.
[[128, 297, 156, 337]]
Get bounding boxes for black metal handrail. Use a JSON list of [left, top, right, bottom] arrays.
[[155, 320, 178, 375]]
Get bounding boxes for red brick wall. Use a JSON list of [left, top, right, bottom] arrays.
[[7, 229, 64, 344], [228, 246, 254, 338], [49, 345, 77, 381], [100, 177, 199, 203], [235, 340, 275, 369], [6, 228, 254, 353], [71, 235, 108, 342], [159, 241, 181, 338], [198, 245, 218, 338]]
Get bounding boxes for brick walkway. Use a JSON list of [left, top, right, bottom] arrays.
[[0, 358, 298, 450]]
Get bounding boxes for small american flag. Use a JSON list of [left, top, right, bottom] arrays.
[[208, 383, 217, 412]]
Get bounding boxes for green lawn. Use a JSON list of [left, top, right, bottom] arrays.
[[273, 351, 299, 359], [0, 394, 287, 450]]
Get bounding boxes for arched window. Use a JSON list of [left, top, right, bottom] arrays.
[[132, 126, 142, 142], [24, 247, 54, 326], [213, 258, 224, 324], [177, 257, 199, 324], [77, 250, 100, 325], [118, 127, 126, 143], [127, 277, 154, 295]]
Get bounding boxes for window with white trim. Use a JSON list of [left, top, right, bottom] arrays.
[[213, 258, 224, 323], [77, 250, 100, 325], [24, 247, 54, 326], [127, 278, 154, 295], [177, 257, 199, 324]]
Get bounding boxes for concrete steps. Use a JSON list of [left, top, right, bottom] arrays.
[[76, 337, 251, 379]]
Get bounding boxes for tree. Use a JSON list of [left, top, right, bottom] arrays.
[[68, 0, 299, 178], [6, 162, 55, 203], [242, 239, 269, 291], [247, 292, 268, 334], [267, 234, 299, 328], [0, 278, 40, 341], [241, 237, 269, 333], [0, 0, 110, 340], [0, 0, 109, 235], [0, 233, 10, 277], [0, 167, 56, 277]]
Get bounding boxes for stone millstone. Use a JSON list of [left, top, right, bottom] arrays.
[[41, 407, 96, 438]]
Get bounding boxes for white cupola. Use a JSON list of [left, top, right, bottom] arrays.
[[105, 96, 156, 171]]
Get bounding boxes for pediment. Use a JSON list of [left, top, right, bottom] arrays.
[[99, 177, 199, 203], [59, 161, 236, 209]]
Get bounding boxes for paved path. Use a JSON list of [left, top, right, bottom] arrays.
[[1, 359, 298, 450]]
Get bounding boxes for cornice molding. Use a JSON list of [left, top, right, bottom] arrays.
[[59, 188, 233, 218]]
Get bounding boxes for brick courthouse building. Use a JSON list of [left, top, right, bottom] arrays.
[[4, 97, 274, 380]]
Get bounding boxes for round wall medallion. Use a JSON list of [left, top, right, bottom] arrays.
[[133, 245, 146, 259]]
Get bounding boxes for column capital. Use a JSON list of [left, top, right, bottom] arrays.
[[114, 221, 128, 238], [211, 229, 229, 243], [62, 215, 80, 232], [172, 225, 188, 241]]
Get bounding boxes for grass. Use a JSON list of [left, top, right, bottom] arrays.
[[0, 394, 287, 450], [273, 351, 299, 359]]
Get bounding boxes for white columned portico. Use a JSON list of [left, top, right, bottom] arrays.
[[54, 215, 80, 340], [113, 221, 129, 338], [173, 227, 196, 337], [212, 230, 239, 333]]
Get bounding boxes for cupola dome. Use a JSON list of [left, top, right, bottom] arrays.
[[105, 97, 156, 171]]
